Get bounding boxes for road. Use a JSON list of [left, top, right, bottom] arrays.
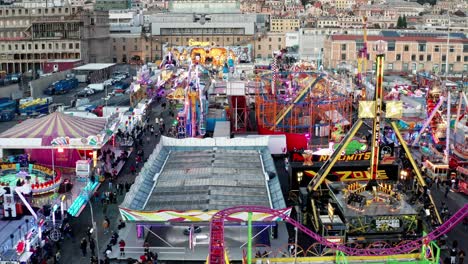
[[0, 64, 135, 134]]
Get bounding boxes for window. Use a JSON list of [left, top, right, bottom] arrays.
[[434, 45, 440, 52], [278, 37, 282, 41], [122, 38, 126, 42], [237, 37, 240, 42], [268, 45, 272, 50], [442, 55, 446, 61], [396, 54, 401, 60], [175, 38, 179, 42], [387, 41, 395, 51], [146, 45, 149, 51], [427, 55, 431, 61], [134, 45, 137, 51], [341, 54, 346, 60], [418, 43, 426, 52], [69, 43, 73, 49], [28, 44, 31, 50], [75, 43, 79, 49], [134, 38, 137, 43], [49, 44, 52, 49], [419, 55, 424, 61], [113, 45, 116, 50], [42, 44, 45, 49], [122, 45, 125, 51], [113, 39, 116, 43], [419, 63, 424, 70], [464, 44, 468, 52], [456, 56, 461, 62], [226, 37, 230, 41], [341, 44, 346, 51], [269, 38, 272, 42], [62, 43, 65, 49], [403, 63, 408, 71], [387, 63, 393, 70], [411, 55, 416, 61], [257, 45, 261, 50], [464, 56, 468, 62], [404, 45, 409, 51], [464, 64, 468, 72], [449, 46, 454, 52]]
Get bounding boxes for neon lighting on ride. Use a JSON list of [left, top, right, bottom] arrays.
[[208, 205, 468, 263]]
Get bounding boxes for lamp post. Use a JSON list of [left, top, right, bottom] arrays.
[[88, 199, 100, 264], [51, 148, 55, 194]]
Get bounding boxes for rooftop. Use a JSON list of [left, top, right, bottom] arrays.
[[73, 63, 116, 71], [121, 136, 285, 214]]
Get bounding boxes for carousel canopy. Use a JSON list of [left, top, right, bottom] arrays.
[[0, 112, 108, 148]]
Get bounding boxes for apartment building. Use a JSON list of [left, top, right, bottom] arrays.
[[0, 6, 111, 74], [95, 0, 130, 11], [255, 32, 286, 59], [270, 17, 300, 33], [322, 31, 468, 73]]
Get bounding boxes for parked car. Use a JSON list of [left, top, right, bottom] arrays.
[[103, 79, 115, 86], [75, 88, 94, 97], [114, 81, 129, 90]]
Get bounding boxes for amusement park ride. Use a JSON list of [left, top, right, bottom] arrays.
[[206, 41, 468, 264]]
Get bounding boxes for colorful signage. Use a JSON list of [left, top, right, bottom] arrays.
[[119, 207, 292, 222], [305, 169, 390, 181]]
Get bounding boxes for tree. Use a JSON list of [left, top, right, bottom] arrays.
[[402, 16, 407, 28], [397, 16, 403, 28]]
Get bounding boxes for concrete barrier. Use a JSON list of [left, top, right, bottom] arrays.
[[29, 70, 71, 98]]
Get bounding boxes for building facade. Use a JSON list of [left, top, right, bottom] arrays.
[[323, 32, 468, 73], [0, 6, 111, 74], [95, 0, 129, 11], [270, 17, 300, 33]]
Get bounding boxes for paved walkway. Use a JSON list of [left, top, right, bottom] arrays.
[[58, 98, 174, 264]]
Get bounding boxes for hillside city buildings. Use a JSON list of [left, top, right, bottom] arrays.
[[0, 0, 467, 74]]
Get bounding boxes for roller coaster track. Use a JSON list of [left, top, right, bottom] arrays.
[[208, 205, 468, 264]]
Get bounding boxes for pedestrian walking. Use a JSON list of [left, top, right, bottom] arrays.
[[459, 250, 465, 264], [118, 183, 124, 195], [108, 180, 113, 191], [155, 117, 159, 126], [89, 238, 96, 256], [119, 239, 126, 257], [150, 126, 154, 135], [80, 238, 88, 257], [435, 177, 440, 189], [103, 217, 110, 235], [451, 247, 458, 264], [86, 227, 92, 241], [444, 185, 450, 198], [159, 117, 164, 125], [130, 164, 136, 175]]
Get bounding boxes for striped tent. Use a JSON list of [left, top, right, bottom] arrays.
[[0, 112, 107, 147]]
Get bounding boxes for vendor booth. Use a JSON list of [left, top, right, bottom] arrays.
[[0, 112, 118, 168]]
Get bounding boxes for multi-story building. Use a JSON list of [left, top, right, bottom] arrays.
[[109, 10, 146, 63], [0, 6, 111, 74], [322, 31, 468, 73], [333, 0, 355, 11], [94, 0, 130, 11], [255, 32, 286, 59], [270, 17, 300, 33]]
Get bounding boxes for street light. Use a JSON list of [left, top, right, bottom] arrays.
[[88, 199, 100, 264]]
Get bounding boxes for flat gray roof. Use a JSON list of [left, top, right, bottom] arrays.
[[145, 149, 270, 211], [73, 63, 116, 71]]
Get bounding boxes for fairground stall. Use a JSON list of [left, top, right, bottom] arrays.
[[0, 111, 120, 216]]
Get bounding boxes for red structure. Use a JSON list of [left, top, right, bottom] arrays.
[[229, 96, 249, 133], [43, 59, 82, 74], [208, 205, 468, 263]]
